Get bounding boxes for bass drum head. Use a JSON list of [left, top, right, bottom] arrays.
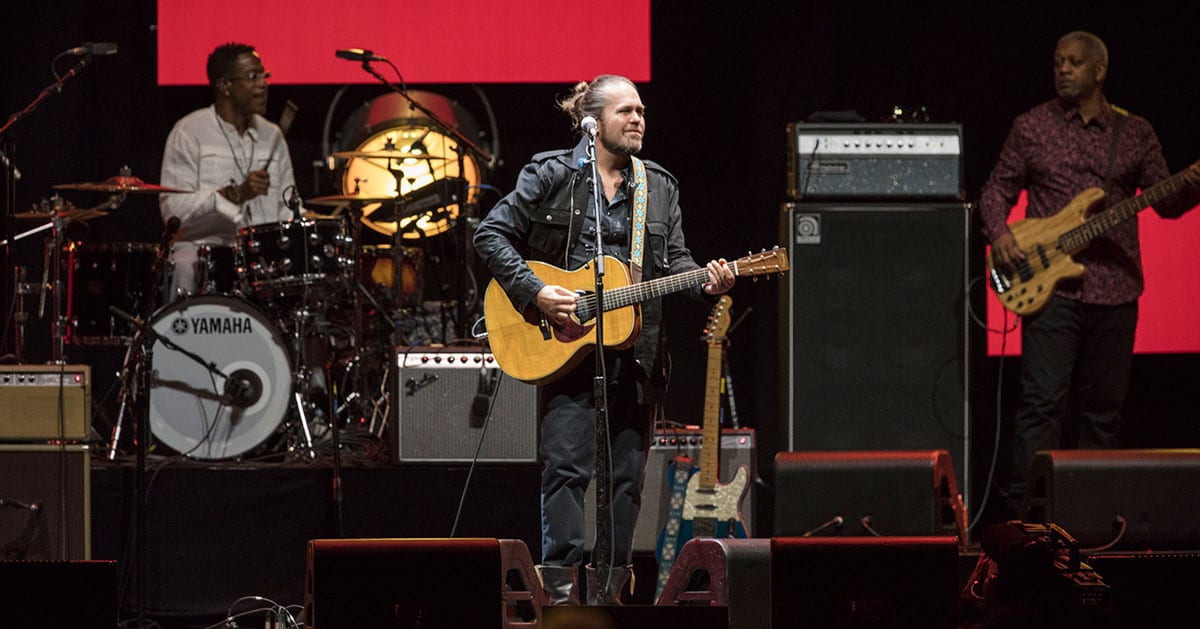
[[148, 295, 292, 460]]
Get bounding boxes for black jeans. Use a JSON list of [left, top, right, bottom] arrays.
[[538, 351, 651, 567], [1008, 296, 1138, 500]]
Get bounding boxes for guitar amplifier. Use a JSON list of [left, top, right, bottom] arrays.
[[788, 122, 963, 200], [393, 347, 538, 463], [0, 365, 91, 441], [585, 428, 756, 554]]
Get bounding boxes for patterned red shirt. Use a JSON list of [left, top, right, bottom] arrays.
[[979, 98, 1191, 305]]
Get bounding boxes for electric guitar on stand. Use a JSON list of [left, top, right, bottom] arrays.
[[654, 295, 749, 600]]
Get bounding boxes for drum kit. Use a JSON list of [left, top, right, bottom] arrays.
[[10, 138, 480, 463]]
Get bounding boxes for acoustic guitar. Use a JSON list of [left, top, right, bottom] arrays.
[[482, 248, 788, 384]]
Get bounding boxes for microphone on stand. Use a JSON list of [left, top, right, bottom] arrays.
[[160, 216, 181, 247], [335, 48, 387, 62], [580, 115, 598, 137], [62, 42, 118, 56]]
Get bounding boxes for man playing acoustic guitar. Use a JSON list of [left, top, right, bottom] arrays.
[[979, 31, 1200, 514], [473, 75, 735, 605]]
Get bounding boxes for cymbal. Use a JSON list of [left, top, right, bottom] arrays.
[[13, 208, 109, 222], [55, 174, 186, 194], [305, 192, 399, 207], [330, 149, 446, 161]]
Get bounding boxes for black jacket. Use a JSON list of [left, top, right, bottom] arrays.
[[474, 138, 706, 396]]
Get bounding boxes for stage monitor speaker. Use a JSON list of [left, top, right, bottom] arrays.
[[544, 605, 729, 629], [771, 536, 961, 627], [773, 450, 966, 542], [0, 560, 116, 627], [394, 347, 538, 463], [1022, 449, 1200, 551], [656, 537, 771, 629], [585, 428, 757, 555], [305, 537, 542, 629], [1087, 551, 1200, 627], [0, 444, 90, 560], [779, 202, 972, 501], [0, 365, 90, 440]]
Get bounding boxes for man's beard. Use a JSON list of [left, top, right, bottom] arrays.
[[602, 135, 642, 157]]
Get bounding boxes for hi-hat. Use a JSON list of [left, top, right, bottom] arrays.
[[330, 149, 446, 161], [55, 173, 185, 194]]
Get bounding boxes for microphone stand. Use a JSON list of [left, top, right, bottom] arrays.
[[582, 128, 617, 602], [108, 221, 177, 629], [0, 53, 92, 361], [351, 57, 494, 341]]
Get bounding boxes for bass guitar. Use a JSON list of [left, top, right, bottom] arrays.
[[482, 248, 788, 384], [654, 295, 749, 599], [988, 161, 1199, 316]]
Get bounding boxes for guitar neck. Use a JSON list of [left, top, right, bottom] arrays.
[[580, 259, 751, 316], [1062, 168, 1194, 253], [697, 340, 723, 490]]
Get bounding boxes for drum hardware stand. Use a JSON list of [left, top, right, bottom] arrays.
[[286, 304, 321, 461]]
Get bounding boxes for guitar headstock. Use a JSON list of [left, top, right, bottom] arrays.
[[703, 295, 733, 343], [732, 246, 789, 280]]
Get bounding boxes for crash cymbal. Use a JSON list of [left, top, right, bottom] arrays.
[[330, 149, 446, 161], [305, 192, 399, 207], [13, 207, 109, 221], [55, 174, 186, 194]]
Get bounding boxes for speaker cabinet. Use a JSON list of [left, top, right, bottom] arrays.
[[1022, 449, 1200, 550], [779, 203, 972, 499], [0, 444, 90, 560], [1087, 551, 1200, 627], [656, 536, 959, 629], [773, 450, 966, 541], [543, 605, 729, 629], [0, 560, 117, 627], [394, 347, 538, 463], [0, 365, 90, 440], [305, 537, 542, 629], [771, 536, 961, 627], [585, 428, 757, 554]]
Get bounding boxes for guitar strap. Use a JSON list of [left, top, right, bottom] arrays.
[[1103, 105, 1127, 192], [629, 156, 648, 283]]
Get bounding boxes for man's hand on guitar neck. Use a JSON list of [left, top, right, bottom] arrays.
[[537, 284, 577, 324], [702, 258, 736, 296], [990, 232, 1026, 273]]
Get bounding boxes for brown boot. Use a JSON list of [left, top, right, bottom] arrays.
[[536, 564, 579, 605], [584, 563, 634, 605]]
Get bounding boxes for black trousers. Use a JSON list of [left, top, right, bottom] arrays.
[[538, 350, 652, 567], [1008, 296, 1138, 499]]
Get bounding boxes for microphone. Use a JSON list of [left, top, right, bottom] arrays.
[[0, 497, 41, 511], [470, 368, 498, 425], [63, 42, 118, 56], [580, 116, 597, 137], [335, 48, 387, 62], [163, 216, 181, 239], [224, 369, 263, 408]]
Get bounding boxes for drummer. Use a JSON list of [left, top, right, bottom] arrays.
[[159, 42, 301, 297]]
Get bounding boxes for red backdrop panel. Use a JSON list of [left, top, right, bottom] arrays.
[[157, 0, 651, 85]]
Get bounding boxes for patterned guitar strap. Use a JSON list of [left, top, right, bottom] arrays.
[[629, 156, 648, 283]]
